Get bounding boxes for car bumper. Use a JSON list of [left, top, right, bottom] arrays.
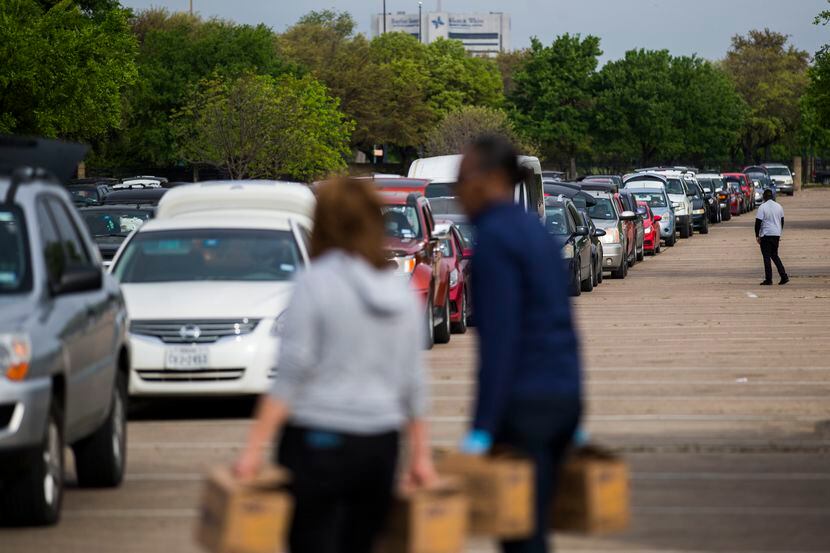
[[0, 376, 51, 456], [692, 212, 706, 228], [643, 231, 658, 250], [776, 184, 793, 193], [128, 325, 280, 397], [601, 243, 623, 270], [449, 284, 463, 323]]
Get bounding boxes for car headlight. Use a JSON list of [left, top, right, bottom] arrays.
[[562, 243, 575, 259], [449, 268, 459, 288], [599, 227, 620, 244], [395, 255, 416, 274], [270, 311, 287, 337], [692, 208, 705, 215], [0, 334, 31, 381], [644, 226, 653, 235]]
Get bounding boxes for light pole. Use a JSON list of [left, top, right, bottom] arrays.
[[418, 1, 423, 43], [382, 0, 386, 34], [189, 0, 193, 15]]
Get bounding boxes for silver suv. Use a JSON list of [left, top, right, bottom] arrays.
[[0, 138, 130, 526]]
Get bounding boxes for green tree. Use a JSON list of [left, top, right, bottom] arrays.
[[723, 29, 809, 162], [423, 38, 504, 116], [495, 49, 530, 97], [0, 0, 137, 140], [424, 106, 536, 157], [668, 56, 747, 165], [103, 9, 289, 168], [508, 34, 602, 176], [808, 3, 830, 130], [593, 49, 679, 166], [173, 73, 352, 181]]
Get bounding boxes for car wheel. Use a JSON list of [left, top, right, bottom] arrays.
[[423, 293, 434, 350], [700, 218, 709, 235], [612, 256, 626, 279], [451, 289, 468, 335], [0, 400, 64, 526], [433, 286, 451, 344], [723, 207, 731, 221], [596, 260, 603, 284], [571, 260, 582, 296], [637, 243, 644, 262], [73, 370, 127, 488], [580, 260, 594, 292], [679, 222, 690, 239]]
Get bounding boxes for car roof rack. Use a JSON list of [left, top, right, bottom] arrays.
[[1, 136, 87, 205]]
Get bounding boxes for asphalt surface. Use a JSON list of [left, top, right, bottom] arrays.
[[3, 189, 830, 552]]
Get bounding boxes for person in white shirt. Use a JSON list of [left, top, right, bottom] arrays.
[[755, 189, 788, 285]]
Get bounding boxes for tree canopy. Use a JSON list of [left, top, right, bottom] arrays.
[[0, 0, 137, 139], [173, 73, 352, 181]]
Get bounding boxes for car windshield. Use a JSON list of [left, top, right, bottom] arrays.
[[666, 179, 685, 195], [545, 206, 571, 236], [587, 197, 616, 220], [439, 239, 453, 257], [425, 183, 456, 198], [81, 209, 152, 237], [698, 178, 722, 193], [766, 167, 790, 176], [633, 192, 667, 208], [686, 182, 701, 197], [113, 229, 301, 283], [382, 206, 422, 240], [0, 210, 30, 294]]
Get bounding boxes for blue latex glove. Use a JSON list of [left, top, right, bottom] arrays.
[[460, 429, 492, 455]]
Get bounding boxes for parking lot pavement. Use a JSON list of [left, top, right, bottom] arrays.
[[3, 190, 830, 552]]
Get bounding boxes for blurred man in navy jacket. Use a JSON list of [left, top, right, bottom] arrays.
[[456, 135, 582, 553]]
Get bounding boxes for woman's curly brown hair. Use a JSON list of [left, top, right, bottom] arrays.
[[310, 178, 389, 270]]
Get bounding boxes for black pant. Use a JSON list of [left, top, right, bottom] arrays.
[[760, 236, 787, 282], [496, 395, 582, 553], [276, 425, 399, 553]]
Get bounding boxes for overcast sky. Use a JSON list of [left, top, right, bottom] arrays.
[[122, 0, 829, 62]]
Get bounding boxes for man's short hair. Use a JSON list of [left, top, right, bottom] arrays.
[[763, 189, 773, 201]]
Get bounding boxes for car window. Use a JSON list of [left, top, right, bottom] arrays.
[[382, 206, 423, 240], [114, 229, 301, 283], [439, 238, 453, 257], [666, 179, 685, 195], [296, 225, 311, 254], [545, 206, 571, 236], [766, 167, 790, 176], [567, 204, 582, 228], [424, 183, 456, 198], [0, 208, 31, 293], [36, 202, 65, 284], [456, 223, 475, 248], [81, 209, 151, 237], [587, 197, 615, 220], [46, 198, 92, 266], [633, 192, 667, 208]]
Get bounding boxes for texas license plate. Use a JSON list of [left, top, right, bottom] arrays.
[[165, 346, 209, 370]]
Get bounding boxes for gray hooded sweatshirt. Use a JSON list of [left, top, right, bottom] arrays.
[[270, 250, 428, 434]]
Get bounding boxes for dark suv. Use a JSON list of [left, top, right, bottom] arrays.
[[0, 139, 130, 525]]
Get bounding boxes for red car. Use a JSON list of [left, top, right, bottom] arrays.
[[721, 174, 747, 216], [434, 220, 473, 334], [380, 190, 452, 347], [637, 201, 662, 255], [723, 172, 751, 213]]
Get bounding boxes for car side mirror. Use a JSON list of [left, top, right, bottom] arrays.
[[461, 248, 474, 260], [653, 215, 662, 222], [574, 226, 589, 237], [593, 228, 606, 237], [620, 210, 637, 221], [636, 207, 647, 217], [53, 265, 102, 295]]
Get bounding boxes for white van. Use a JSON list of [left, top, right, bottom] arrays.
[[407, 154, 544, 222]]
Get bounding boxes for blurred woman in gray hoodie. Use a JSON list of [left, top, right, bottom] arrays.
[[235, 178, 435, 553]]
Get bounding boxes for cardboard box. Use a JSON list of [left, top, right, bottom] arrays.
[[195, 466, 293, 553], [436, 452, 533, 539], [376, 480, 468, 553], [552, 446, 630, 534]]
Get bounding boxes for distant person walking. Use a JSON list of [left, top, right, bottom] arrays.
[[234, 178, 436, 553], [756, 189, 789, 286], [456, 135, 582, 553]]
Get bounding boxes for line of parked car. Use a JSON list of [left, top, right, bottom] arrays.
[[0, 135, 796, 525]]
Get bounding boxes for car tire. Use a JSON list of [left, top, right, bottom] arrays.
[[612, 256, 626, 279], [723, 208, 732, 221], [73, 371, 127, 488], [451, 290, 468, 335], [0, 400, 64, 526], [679, 222, 690, 239], [433, 286, 451, 345], [581, 261, 594, 292], [423, 293, 434, 350], [571, 260, 582, 296], [596, 261, 603, 284], [700, 218, 709, 235], [636, 243, 644, 262]]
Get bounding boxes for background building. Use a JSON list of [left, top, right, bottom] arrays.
[[372, 8, 510, 57]]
